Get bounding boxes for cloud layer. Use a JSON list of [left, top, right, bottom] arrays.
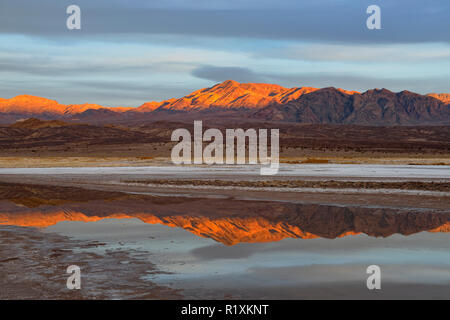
[[1, 0, 449, 43], [0, 0, 449, 106]]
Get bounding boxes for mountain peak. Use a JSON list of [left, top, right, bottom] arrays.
[[427, 93, 450, 104], [0, 95, 65, 115], [136, 81, 319, 112], [9, 94, 60, 104], [219, 79, 240, 86], [0, 95, 125, 116]]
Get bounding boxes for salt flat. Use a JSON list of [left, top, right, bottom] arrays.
[[0, 164, 449, 179]]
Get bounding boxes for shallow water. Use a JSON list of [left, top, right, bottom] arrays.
[[1, 183, 449, 299], [45, 219, 450, 299]]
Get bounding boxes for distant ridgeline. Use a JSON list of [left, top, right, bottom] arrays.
[[0, 80, 449, 125]]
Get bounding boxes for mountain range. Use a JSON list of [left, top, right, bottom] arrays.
[[0, 80, 449, 125]]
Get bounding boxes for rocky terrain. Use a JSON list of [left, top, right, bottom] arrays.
[[0, 118, 449, 158], [0, 225, 179, 299]]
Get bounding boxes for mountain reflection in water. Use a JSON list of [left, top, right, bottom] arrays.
[[0, 182, 448, 245]]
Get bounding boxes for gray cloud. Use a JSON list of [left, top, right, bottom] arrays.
[[0, 0, 449, 44], [266, 73, 450, 95], [256, 43, 450, 63], [191, 65, 450, 94], [0, 77, 196, 107], [192, 65, 267, 83], [0, 54, 191, 77]]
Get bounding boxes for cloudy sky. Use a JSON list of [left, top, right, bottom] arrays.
[[0, 0, 449, 107]]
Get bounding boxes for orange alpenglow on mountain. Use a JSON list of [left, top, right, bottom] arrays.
[[136, 80, 324, 111], [0, 209, 448, 246], [427, 93, 450, 104], [0, 81, 342, 114], [0, 94, 132, 115], [0, 81, 448, 125]]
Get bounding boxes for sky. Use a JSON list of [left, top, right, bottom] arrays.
[[0, 0, 449, 107]]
